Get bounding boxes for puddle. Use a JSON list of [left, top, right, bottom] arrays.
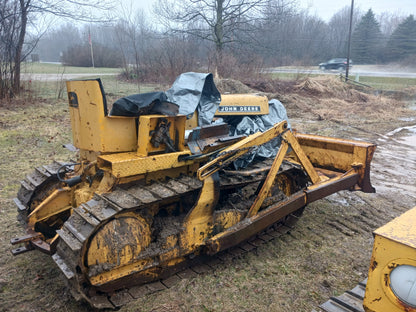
[[398, 117, 416, 122], [385, 124, 416, 136], [383, 124, 416, 148], [398, 134, 416, 147]]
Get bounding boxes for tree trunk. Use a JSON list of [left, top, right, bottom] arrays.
[[214, 0, 224, 78], [13, 0, 29, 96]]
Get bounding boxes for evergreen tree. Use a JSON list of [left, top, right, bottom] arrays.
[[386, 15, 416, 61], [351, 9, 383, 64]]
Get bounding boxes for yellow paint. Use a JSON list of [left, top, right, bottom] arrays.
[[213, 210, 245, 232], [27, 188, 72, 227], [374, 206, 416, 249], [79, 150, 101, 163], [181, 175, 218, 252], [96, 171, 118, 194], [87, 213, 151, 284], [66, 79, 137, 153], [247, 129, 327, 217], [185, 111, 199, 129], [97, 151, 194, 178], [89, 259, 155, 286], [73, 184, 95, 207], [163, 257, 186, 267], [216, 94, 269, 116], [293, 132, 376, 189], [29, 80, 378, 289], [285, 131, 321, 184], [248, 140, 289, 217], [158, 247, 181, 263], [198, 120, 288, 180], [137, 115, 186, 156], [364, 206, 416, 312]]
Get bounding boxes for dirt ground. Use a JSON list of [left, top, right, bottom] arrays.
[[0, 76, 415, 312]]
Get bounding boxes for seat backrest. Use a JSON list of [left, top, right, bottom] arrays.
[[66, 79, 137, 153]]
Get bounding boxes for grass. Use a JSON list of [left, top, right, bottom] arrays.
[[270, 72, 416, 91], [21, 62, 122, 74], [23, 62, 416, 92], [17, 73, 163, 101], [350, 75, 416, 90], [1, 73, 415, 312]]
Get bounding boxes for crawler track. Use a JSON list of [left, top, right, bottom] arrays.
[[16, 160, 306, 309], [15, 160, 65, 221], [319, 280, 367, 312]]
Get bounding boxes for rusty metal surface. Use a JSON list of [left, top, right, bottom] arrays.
[[187, 123, 245, 155], [305, 173, 359, 203], [10, 233, 42, 245], [206, 193, 306, 254], [49, 162, 306, 308]]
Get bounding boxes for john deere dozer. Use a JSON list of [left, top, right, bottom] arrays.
[[11, 76, 376, 309]]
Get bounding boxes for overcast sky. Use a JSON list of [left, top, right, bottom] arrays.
[[131, 0, 416, 21], [299, 0, 416, 21]]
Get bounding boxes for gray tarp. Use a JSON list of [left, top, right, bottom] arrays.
[[232, 99, 290, 169], [110, 72, 291, 168], [110, 72, 221, 126], [165, 72, 221, 126]]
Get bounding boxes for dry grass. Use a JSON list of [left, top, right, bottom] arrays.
[[218, 76, 416, 137], [1, 75, 415, 312]]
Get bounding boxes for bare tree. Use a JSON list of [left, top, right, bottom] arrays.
[[155, 0, 266, 74], [35, 23, 81, 62], [327, 6, 362, 59], [256, 1, 326, 66], [0, 0, 113, 99], [377, 12, 406, 37], [114, 7, 154, 87]]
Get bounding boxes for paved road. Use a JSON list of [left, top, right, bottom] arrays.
[[268, 65, 416, 78], [21, 65, 416, 81]]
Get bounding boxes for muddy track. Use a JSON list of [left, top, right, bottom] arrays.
[[315, 124, 416, 312], [56, 201, 300, 309], [16, 159, 305, 309]]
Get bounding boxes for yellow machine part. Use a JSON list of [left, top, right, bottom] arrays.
[[66, 79, 137, 153], [86, 213, 152, 285], [137, 115, 186, 156], [27, 188, 72, 227], [364, 206, 416, 312], [185, 111, 198, 130], [215, 94, 269, 116], [97, 150, 195, 178]]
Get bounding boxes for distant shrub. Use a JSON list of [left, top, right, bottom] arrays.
[[62, 43, 123, 68]]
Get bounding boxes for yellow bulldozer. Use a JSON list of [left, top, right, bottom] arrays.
[[11, 75, 377, 309]]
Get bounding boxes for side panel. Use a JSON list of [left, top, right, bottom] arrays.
[[364, 236, 416, 312], [364, 206, 416, 312]]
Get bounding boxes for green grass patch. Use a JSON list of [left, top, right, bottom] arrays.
[[350, 75, 416, 90], [269, 72, 416, 91], [21, 62, 122, 74], [20, 75, 164, 101]]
